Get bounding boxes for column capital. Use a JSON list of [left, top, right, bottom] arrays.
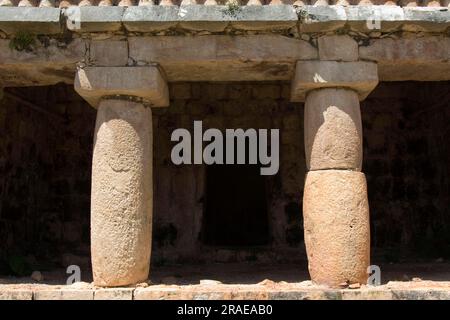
[[74, 66, 169, 108], [290, 61, 379, 102]]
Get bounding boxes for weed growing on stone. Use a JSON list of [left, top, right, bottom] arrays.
[[221, 0, 242, 19], [9, 31, 36, 52]]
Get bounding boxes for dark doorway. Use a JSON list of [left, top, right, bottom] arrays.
[[202, 164, 269, 246]]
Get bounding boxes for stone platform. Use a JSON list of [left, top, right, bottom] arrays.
[[1, 263, 450, 300], [2, 279, 450, 300]]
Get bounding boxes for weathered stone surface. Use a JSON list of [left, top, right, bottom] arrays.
[[291, 61, 379, 102], [402, 7, 450, 32], [94, 288, 134, 300], [178, 5, 229, 32], [345, 5, 404, 32], [342, 289, 393, 300], [91, 99, 153, 287], [124, 5, 297, 32], [298, 5, 347, 33], [74, 66, 169, 108], [0, 290, 33, 300], [134, 287, 195, 300], [0, 7, 61, 35], [34, 290, 94, 300], [0, 38, 86, 87], [318, 35, 358, 62], [129, 35, 317, 81], [65, 7, 124, 33], [89, 40, 128, 67], [268, 289, 342, 300], [122, 6, 179, 32], [0, 5, 449, 37], [304, 88, 362, 171], [2, 33, 450, 87], [303, 170, 370, 288], [392, 289, 450, 300], [360, 37, 450, 63], [377, 63, 450, 82], [360, 37, 450, 81], [229, 5, 298, 31]]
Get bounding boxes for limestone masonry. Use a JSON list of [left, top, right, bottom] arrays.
[[0, 2, 449, 299]]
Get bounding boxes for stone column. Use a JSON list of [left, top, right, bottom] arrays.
[[291, 58, 379, 287], [75, 66, 169, 286]]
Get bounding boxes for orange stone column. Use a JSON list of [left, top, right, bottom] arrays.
[[75, 66, 169, 286], [291, 61, 379, 287]]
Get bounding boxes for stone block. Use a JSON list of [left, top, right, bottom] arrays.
[[345, 5, 404, 33], [342, 289, 393, 300], [268, 289, 342, 300], [122, 6, 179, 32], [128, 35, 317, 82], [229, 5, 298, 31], [318, 35, 358, 62], [304, 88, 362, 171], [178, 5, 229, 32], [0, 7, 62, 35], [402, 7, 450, 32], [134, 287, 195, 300], [0, 289, 33, 300], [359, 37, 450, 63], [291, 61, 379, 102], [298, 5, 347, 33], [94, 288, 134, 300], [65, 7, 124, 33], [359, 37, 450, 81], [303, 170, 370, 288], [34, 289, 94, 300], [392, 289, 450, 300], [74, 66, 169, 108], [89, 40, 128, 67]]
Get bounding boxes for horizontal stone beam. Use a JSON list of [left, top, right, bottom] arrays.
[[1, 35, 449, 87], [0, 6, 449, 35], [74, 66, 169, 108], [123, 5, 298, 33], [0, 38, 86, 87], [128, 35, 317, 81], [0, 7, 62, 35], [291, 61, 379, 102], [360, 36, 450, 81]]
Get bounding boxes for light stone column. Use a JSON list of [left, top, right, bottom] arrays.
[[91, 99, 153, 286], [75, 66, 169, 286], [291, 60, 379, 287]]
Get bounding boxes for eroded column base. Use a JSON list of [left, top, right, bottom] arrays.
[[303, 170, 370, 288]]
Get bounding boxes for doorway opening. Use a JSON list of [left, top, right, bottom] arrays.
[[202, 164, 269, 247]]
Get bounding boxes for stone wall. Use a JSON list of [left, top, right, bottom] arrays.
[[0, 81, 448, 274], [0, 84, 95, 273], [363, 82, 450, 262]]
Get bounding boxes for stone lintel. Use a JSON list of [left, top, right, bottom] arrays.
[[290, 61, 379, 102], [64, 6, 125, 33], [74, 66, 169, 108], [0, 6, 449, 35], [128, 35, 317, 82], [0, 7, 62, 35]]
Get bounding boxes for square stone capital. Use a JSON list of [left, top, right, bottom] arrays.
[[290, 61, 379, 102], [74, 66, 169, 108]]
